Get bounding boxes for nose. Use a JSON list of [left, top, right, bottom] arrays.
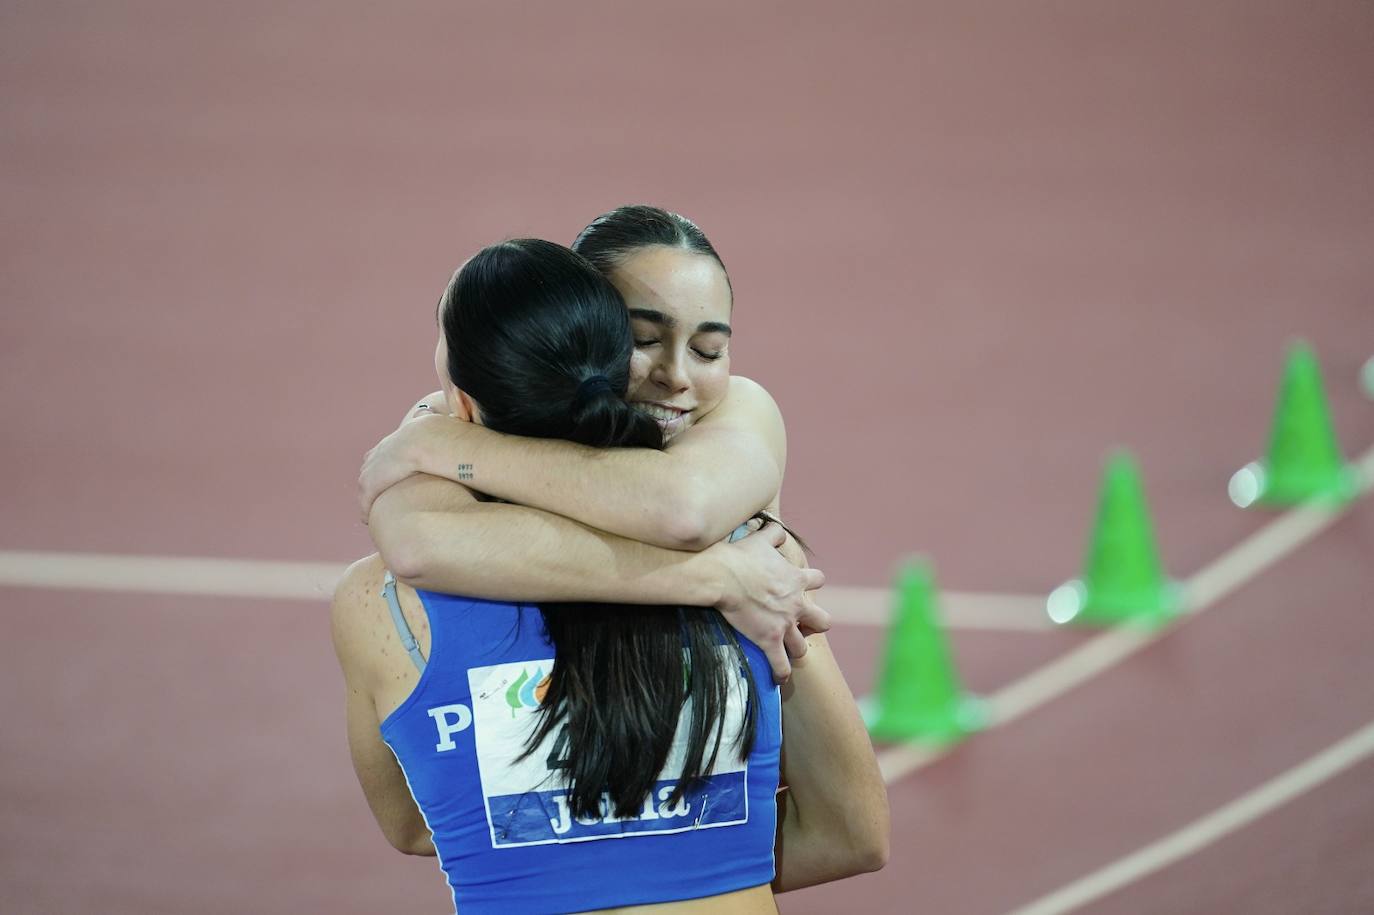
[[649, 352, 689, 395]]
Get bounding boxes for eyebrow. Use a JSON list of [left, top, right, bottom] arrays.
[[628, 308, 732, 337]]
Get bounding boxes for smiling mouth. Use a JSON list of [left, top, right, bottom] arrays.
[[632, 402, 691, 426]]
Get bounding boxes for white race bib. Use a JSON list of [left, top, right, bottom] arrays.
[[467, 654, 752, 848]]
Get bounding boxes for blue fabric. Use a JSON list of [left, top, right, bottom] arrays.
[[379, 589, 782, 914]]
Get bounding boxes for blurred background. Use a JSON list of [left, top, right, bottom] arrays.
[[2, 2, 1371, 913]]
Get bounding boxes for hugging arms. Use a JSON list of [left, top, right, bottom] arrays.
[[359, 373, 888, 889], [362, 374, 826, 681]]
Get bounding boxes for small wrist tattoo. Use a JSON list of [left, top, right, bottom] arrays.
[[457, 463, 474, 481]]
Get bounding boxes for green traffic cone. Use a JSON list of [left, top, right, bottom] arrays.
[[1048, 451, 1180, 628], [1230, 341, 1358, 508], [864, 559, 985, 745]]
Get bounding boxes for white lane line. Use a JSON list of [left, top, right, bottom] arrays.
[[1006, 718, 1374, 915], [875, 442, 1374, 784], [1183, 493, 1359, 610], [823, 586, 1052, 631], [0, 550, 1047, 630], [0, 552, 346, 601]]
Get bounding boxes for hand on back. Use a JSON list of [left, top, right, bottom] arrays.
[[709, 521, 830, 683]]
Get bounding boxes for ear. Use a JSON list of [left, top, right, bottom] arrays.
[[452, 388, 483, 425]]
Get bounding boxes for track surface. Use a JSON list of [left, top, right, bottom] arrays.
[[2, 3, 1372, 913]]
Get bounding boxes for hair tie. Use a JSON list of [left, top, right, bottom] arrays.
[[571, 374, 614, 410]]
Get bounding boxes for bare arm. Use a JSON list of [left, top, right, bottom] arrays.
[[772, 632, 890, 891], [368, 474, 828, 683], [769, 535, 889, 890], [373, 474, 724, 606], [360, 376, 786, 550], [330, 560, 436, 856]]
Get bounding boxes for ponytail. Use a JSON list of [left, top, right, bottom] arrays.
[[538, 374, 758, 820], [566, 379, 662, 450], [527, 605, 759, 820]]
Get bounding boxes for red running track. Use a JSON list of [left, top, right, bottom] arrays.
[[2, 3, 1372, 912]]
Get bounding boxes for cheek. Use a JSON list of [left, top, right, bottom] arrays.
[[694, 359, 731, 411], [628, 350, 652, 394]]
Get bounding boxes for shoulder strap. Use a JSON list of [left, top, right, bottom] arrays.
[[381, 570, 427, 673]]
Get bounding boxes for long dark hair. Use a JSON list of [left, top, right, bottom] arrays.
[[440, 238, 757, 819], [572, 204, 732, 299]]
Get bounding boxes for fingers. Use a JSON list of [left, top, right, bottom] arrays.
[[799, 595, 832, 635], [782, 624, 809, 664], [358, 445, 379, 521], [764, 641, 793, 685], [357, 465, 380, 523], [358, 485, 378, 524], [760, 521, 787, 548], [801, 568, 825, 591]]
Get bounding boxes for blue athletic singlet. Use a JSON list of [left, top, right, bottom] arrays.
[[379, 590, 783, 914]]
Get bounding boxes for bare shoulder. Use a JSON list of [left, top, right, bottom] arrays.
[[697, 375, 784, 432], [695, 375, 788, 469], [330, 554, 387, 660], [334, 554, 386, 610], [726, 375, 781, 412]]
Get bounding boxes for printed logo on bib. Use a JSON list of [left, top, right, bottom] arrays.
[[467, 654, 750, 848]]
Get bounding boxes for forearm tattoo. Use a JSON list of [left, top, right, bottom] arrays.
[[457, 463, 474, 481]]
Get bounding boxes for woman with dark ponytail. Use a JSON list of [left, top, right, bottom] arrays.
[[342, 214, 888, 910]]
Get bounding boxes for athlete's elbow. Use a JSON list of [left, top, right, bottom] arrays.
[[403, 837, 437, 857], [656, 485, 722, 551], [393, 834, 437, 857], [377, 540, 426, 584], [852, 829, 889, 874], [660, 513, 713, 552], [384, 822, 436, 857], [848, 802, 890, 874], [373, 519, 432, 583]]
